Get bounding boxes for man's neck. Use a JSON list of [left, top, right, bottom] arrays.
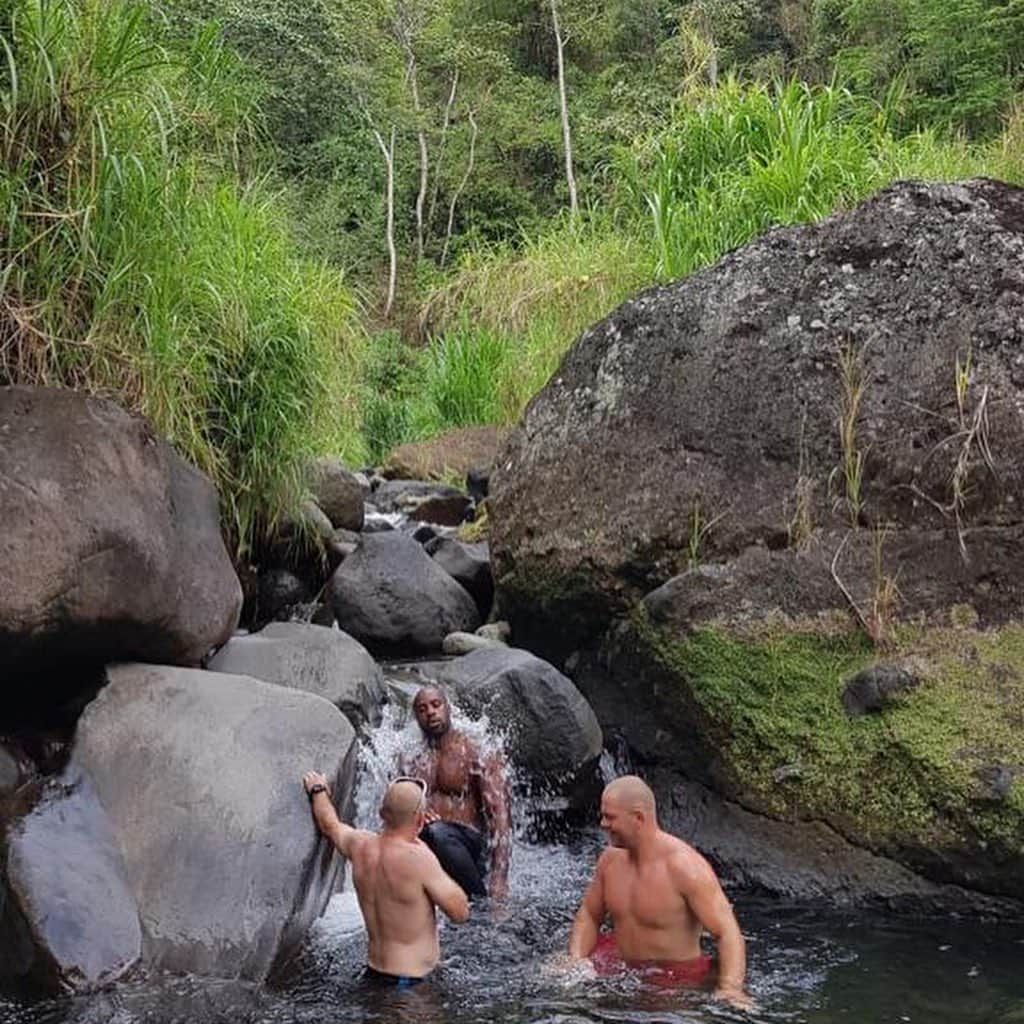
[[426, 727, 457, 750], [628, 827, 662, 864]]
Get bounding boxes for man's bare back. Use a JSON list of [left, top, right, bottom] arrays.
[[303, 771, 469, 980]]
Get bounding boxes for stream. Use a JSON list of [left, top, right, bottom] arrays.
[[1, 680, 1022, 1024]]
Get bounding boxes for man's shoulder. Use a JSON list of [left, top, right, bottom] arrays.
[[659, 832, 716, 884]]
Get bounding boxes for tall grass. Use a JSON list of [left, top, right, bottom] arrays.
[[1, 0, 364, 558], [629, 78, 1024, 281]]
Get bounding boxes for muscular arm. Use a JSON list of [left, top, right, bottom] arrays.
[[568, 854, 607, 959], [672, 852, 747, 1003], [303, 771, 368, 859], [422, 851, 470, 923], [479, 751, 512, 898]]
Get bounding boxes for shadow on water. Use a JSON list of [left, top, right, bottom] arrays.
[[3, 694, 1023, 1024]]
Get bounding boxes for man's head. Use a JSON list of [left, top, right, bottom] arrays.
[[413, 685, 451, 741], [600, 775, 658, 849], [380, 777, 428, 831]]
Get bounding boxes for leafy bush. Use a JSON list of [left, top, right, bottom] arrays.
[[1, 0, 364, 557]]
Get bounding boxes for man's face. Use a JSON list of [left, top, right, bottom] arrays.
[[600, 794, 639, 849], [413, 689, 450, 738]]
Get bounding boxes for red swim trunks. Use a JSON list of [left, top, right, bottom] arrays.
[[591, 932, 714, 990]]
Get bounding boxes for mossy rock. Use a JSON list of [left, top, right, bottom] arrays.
[[618, 611, 1024, 899]]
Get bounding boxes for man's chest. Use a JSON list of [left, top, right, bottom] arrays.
[[604, 862, 688, 927]]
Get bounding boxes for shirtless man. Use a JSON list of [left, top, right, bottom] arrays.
[[568, 775, 750, 1007], [398, 685, 511, 901], [302, 770, 469, 983]]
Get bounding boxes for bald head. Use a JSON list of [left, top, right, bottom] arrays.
[[380, 779, 426, 828], [603, 775, 657, 816]]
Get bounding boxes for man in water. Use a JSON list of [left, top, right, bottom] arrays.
[[568, 775, 750, 1006], [302, 770, 469, 984], [397, 685, 511, 901]]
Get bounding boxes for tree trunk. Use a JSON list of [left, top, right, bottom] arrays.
[[407, 51, 430, 261], [550, 0, 578, 220], [371, 124, 398, 319], [428, 69, 459, 233], [441, 108, 478, 268]]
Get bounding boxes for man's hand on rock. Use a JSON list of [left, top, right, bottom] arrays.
[[303, 770, 330, 796]]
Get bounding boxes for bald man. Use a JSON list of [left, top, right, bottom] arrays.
[[568, 775, 750, 1007], [303, 770, 469, 984]]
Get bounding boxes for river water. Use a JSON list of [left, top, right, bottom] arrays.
[[2, 700, 1023, 1024]]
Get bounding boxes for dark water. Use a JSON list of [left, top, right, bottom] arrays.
[[2, 829, 1023, 1024]]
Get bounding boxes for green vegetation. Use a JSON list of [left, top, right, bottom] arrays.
[[1, 0, 364, 557], [4, 0, 1024, 551], [634, 610, 1024, 858]]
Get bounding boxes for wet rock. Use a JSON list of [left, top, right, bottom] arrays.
[[0, 776, 141, 993], [467, 466, 491, 505], [407, 494, 472, 526], [416, 647, 602, 801], [69, 663, 356, 981], [257, 569, 310, 622], [842, 664, 920, 716], [372, 479, 465, 515], [330, 533, 479, 655], [477, 621, 511, 644], [0, 386, 242, 688], [426, 537, 493, 618], [442, 631, 504, 655], [207, 622, 385, 729], [306, 457, 364, 531]]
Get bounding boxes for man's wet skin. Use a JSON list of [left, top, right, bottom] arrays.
[[400, 686, 511, 899]]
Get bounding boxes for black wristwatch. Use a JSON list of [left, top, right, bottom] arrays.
[[307, 783, 329, 802]]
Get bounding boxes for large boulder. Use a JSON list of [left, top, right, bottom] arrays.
[[0, 387, 242, 691], [491, 179, 1024, 651], [330, 533, 479, 655], [207, 622, 385, 729], [491, 179, 1024, 911], [415, 647, 603, 805], [0, 776, 141, 993], [68, 663, 356, 981]]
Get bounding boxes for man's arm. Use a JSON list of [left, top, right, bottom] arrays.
[[672, 850, 748, 1006], [568, 854, 607, 960], [421, 850, 470, 924], [302, 770, 367, 859], [479, 751, 512, 899]]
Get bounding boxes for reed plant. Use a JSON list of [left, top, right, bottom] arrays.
[[1, 0, 364, 558]]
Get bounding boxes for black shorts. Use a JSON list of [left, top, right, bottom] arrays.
[[419, 820, 488, 897]]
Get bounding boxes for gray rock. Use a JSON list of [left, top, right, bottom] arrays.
[[426, 537, 493, 618], [442, 631, 503, 655], [257, 569, 310, 622], [372, 479, 465, 515], [306, 457, 365, 531], [207, 621, 385, 729], [330, 533, 479, 655], [69, 663, 355, 981], [476, 621, 512, 643], [418, 647, 602, 800], [0, 386, 242, 684], [842, 664, 920, 716], [0, 744, 20, 793], [491, 179, 1024, 651], [0, 776, 141, 992]]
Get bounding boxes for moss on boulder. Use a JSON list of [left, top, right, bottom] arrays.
[[626, 610, 1024, 899]]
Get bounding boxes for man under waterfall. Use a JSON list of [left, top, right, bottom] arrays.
[[397, 685, 512, 901], [567, 775, 751, 1008], [302, 771, 469, 984]]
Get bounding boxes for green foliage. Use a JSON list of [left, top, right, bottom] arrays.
[[1, 0, 365, 558]]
